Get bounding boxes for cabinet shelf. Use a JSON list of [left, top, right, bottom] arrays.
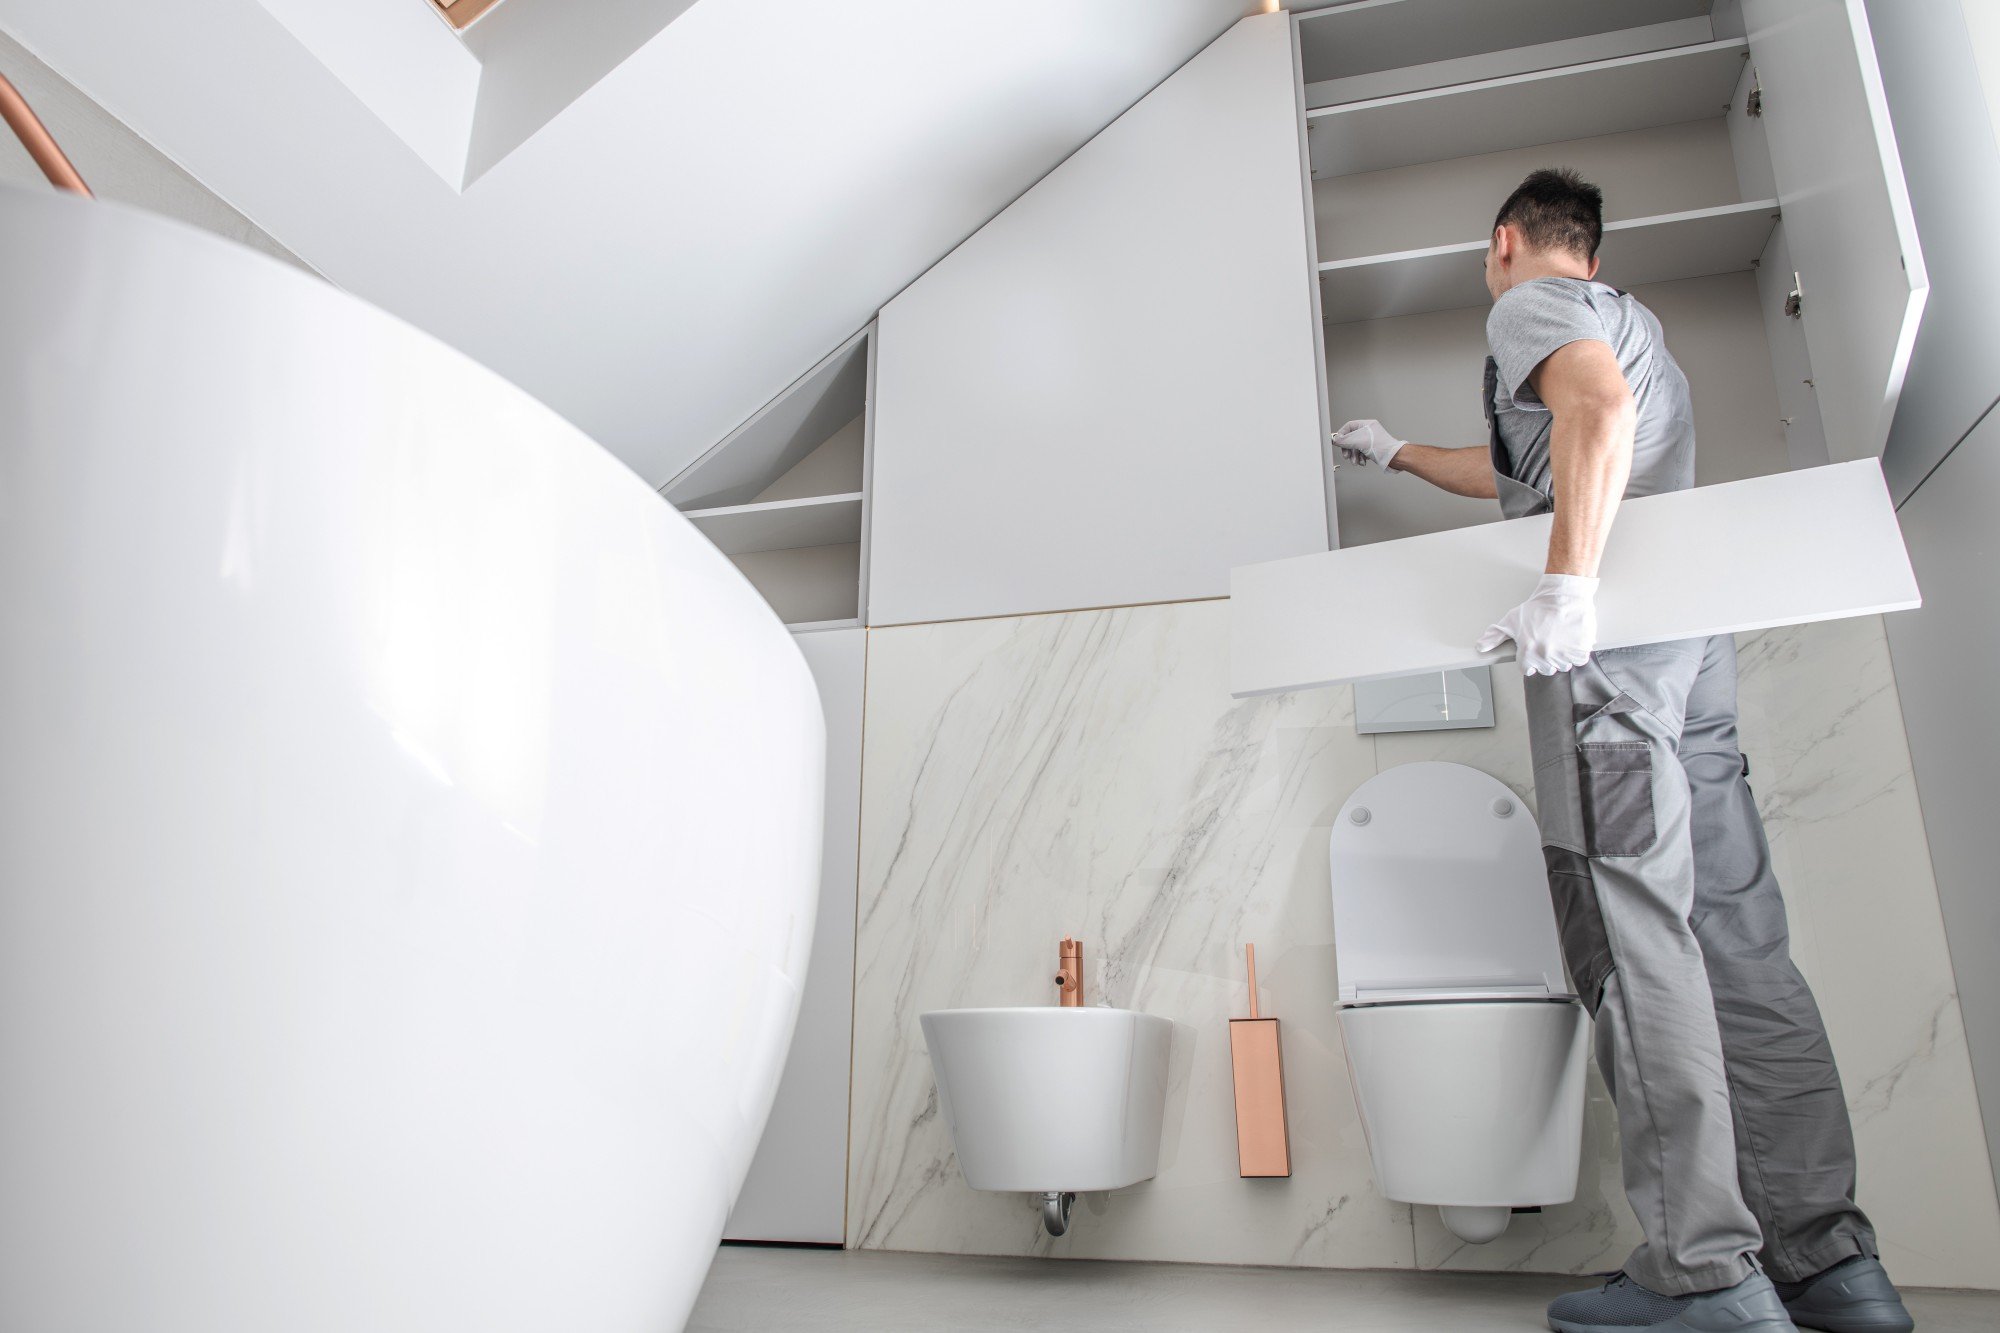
[[1296, 0, 1711, 86], [1318, 199, 1780, 324], [683, 491, 864, 556], [1306, 38, 1748, 179]]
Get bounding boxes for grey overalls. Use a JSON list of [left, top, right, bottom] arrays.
[[1483, 351, 1878, 1296]]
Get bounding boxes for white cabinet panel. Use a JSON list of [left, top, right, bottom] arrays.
[[1743, 0, 1928, 462], [868, 12, 1329, 626], [725, 626, 865, 1244], [1230, 461, 1919, 696]]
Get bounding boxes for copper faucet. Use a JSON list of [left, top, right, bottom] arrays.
[[0, 72, 93, 198], [1056, 936, 1083, 1007]]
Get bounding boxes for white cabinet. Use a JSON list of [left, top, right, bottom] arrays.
[[1298, 0, 1927, 548], [1739, 0, 1927, 463], [864, 11, 1333, 626], [724, 625, 865, 1244], [1233, 0, 1929, 691]]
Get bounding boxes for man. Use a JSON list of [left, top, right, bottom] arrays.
[[1333, 169, 1914, 1333]]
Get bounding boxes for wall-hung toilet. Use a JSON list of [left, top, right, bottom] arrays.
[[1329, 761, 1589, 1245]]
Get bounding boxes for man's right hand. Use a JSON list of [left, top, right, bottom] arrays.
[[1333, 418, 1407, 471]]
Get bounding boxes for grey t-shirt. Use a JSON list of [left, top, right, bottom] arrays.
[[1485, 276, 1695, 518]]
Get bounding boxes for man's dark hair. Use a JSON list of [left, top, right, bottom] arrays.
[[1493, 168, 1604, 260]]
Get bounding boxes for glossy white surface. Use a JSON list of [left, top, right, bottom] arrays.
[[1340, 1002, 1588, 1224], [920, 1008, 1172, 1193], [1329, 762, 1568, 1002], [0, 186, 824, 1333], [727, 626, 865, 1245], [1231, 460, 1921, 694]]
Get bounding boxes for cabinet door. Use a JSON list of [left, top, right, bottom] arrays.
[[1744, 0, 1928, 462], [867, 12, 1330, 626], [724, 626, 864, 1244]]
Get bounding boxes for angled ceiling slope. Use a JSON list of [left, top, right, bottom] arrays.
[[0, 0, 1255, 488], [254, 0, 704, 189]]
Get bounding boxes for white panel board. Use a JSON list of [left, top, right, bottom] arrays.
[[726, 625, 866, 1244], [1231, 460, 1919, 696], [1742, 0, 1928, 462], [868, 12, 1329, 626], [686, 493, 863, 556]]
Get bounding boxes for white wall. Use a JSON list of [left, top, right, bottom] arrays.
[[0, 0, 1254, 488], [0, 31, 300, 268]]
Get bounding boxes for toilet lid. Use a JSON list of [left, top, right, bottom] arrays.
[[1328, 761, 1572, 1005]]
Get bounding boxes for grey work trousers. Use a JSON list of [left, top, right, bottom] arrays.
[[1524, 634, 1877, 1296]]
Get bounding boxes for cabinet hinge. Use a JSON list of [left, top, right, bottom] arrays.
[[1746, 80, 1763, 118], [1783, 272, 1804, 319]]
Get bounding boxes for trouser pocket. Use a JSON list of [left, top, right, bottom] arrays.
[[1545, 845, 1614, 1014], [1578, 740, 1657, 857]]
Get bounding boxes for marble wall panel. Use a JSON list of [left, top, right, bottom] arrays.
[[848, 600, 2000, 1288]]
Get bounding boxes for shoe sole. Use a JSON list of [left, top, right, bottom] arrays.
[[1786, 1304, 1914, 1333], [1550, 1303, 1799, 1333], [1544, 1312, 1800, 1320]]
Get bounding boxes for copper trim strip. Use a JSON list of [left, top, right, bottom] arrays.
[[0, 71, 91, 198]]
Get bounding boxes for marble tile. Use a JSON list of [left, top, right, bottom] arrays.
[[1735, 617, 2000, 1289], [848, 599, 1414, 1269], [847, 600, 2000, 1290]]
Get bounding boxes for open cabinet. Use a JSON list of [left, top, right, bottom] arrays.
[[661, 325, 876, 629], [1232, 0, 1928, 695], [1294, 0, 1925, 548]]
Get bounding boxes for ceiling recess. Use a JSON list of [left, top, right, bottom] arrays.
[[428, 0, 505, 33]]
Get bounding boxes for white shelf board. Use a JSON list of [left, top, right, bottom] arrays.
[[1303, 17, 1715, 110], [1319, 199, 1779, 323], [1229, 460, 1920, 696], [1306, 38, 1748, 179], [683, 492, 863, 556], [1296, 0, 1711, 83]]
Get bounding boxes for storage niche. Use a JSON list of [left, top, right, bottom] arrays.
[[1294, 0, 1924, 547], [662, 325, 875, 629]]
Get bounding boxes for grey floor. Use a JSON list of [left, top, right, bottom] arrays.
[[690, 1245, 2000, 1332]]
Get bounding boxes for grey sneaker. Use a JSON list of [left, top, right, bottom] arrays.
[[1773, 1256, 1914, 1332], [1547, 1270, 1798, 1333]]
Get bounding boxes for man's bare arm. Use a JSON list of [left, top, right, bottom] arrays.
[[1386, 444, 1499, 498], [1530, 339, 1635, 577]]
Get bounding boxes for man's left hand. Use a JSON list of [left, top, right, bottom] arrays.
[[1477, 573, 1599, 675]]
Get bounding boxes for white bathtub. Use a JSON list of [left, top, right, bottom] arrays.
[[0, 184, 822, 1332]]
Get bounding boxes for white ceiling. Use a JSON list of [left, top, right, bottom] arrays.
[[0, 0, 1257, 487]]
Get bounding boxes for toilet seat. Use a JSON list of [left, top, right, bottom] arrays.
[[1328, 762, 1589, 1243], [1328, 761, 1571, 1006], [1345, 985, 1577, 1006]]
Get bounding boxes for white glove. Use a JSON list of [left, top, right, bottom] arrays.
[[1332, 418, 1406, 471], [1477, 573, 1599, 676]]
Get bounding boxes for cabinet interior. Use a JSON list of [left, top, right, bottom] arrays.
[[1297, 0, 1826, 548], [662, 326, 874, 629]]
